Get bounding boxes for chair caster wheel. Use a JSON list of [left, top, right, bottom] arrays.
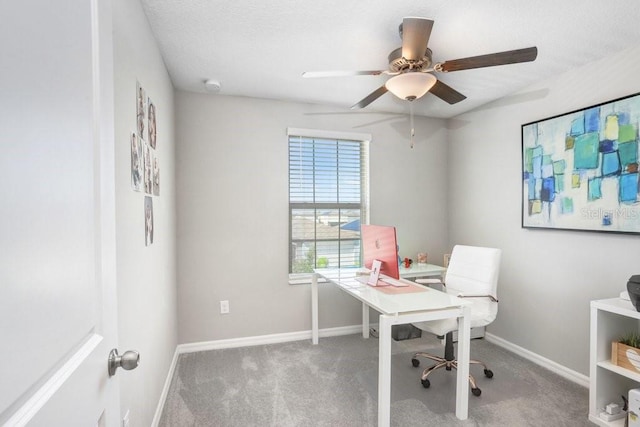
[[421, 378, 431, 388], [411, 358, 420, 367], [471, 387, 481, 396], [484, 369, 493, 378]]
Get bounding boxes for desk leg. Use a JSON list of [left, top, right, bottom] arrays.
[[377, 315, 392, 427], [311, 273, 318, 345], [455, 306, 471, 420], [362, 302, 369, 339]]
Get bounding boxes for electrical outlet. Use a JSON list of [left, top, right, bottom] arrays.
[[220, 300, 230, 314], [122, 410, 130, 427]]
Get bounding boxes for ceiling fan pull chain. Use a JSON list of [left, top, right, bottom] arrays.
[[410, 101, 415, 149]]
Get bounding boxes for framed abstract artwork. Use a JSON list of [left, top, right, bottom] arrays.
[[522, 92, 640, 234]]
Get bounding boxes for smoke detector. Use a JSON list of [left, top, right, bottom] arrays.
[[204, 79, 221, 92]]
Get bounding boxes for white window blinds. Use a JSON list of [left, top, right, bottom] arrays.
[[288, 129, 370, 278]]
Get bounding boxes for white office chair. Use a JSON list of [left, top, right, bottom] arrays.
[[411, 245, 501, 397]]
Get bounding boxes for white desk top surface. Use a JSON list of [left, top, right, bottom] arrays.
[[399, 263, 446, 278], [315, 268, 465, 316]]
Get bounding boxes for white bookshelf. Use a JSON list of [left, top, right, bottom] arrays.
[[590, 298, 640, 426]]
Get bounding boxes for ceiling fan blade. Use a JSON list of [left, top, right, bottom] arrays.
[[303, 70, 386, 78], [401, 17, 434, 61], [429, 80, 467, 105], [440, 47, 538, 72], [351, 86, 388, 109]]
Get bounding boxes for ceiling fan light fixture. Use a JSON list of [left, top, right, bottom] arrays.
[[385, 72, 437, 101]]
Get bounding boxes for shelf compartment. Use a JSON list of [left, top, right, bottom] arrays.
[[598, 360, 640, 382]]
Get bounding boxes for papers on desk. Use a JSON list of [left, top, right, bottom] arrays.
[[353, 276, 425, 294], [378, 277, 409, 287], [376, 283, 428, 295], [355, 275, 410, 288]]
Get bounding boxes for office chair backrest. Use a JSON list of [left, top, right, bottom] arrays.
[[445, 245, 501, 297]]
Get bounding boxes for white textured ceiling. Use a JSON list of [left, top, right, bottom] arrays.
[[140, 0, 640, 118]]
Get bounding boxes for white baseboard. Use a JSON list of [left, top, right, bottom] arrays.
[[177, 324, 362, 354], [484, 332, 589, 388], [151, 347, 180, 427]]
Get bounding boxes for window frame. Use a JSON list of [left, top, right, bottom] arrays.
[[287, 127, 371, 284]]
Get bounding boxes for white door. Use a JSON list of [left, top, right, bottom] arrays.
[[0, 0, 120, 426]]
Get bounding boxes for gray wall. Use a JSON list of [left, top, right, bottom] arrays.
[[113, 0, 177, 425], [447, 45, 640, 375], [175, 92, 449, 344]]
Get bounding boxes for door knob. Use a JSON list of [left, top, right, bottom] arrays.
[[108, 348, 140, 376]]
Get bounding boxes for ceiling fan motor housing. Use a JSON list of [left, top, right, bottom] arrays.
[[388, 47, 433, 72]]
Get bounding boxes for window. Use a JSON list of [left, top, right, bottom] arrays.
[[288, 128, 370, 282]]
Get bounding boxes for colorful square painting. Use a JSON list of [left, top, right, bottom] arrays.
[[522, 92, 640, 233]]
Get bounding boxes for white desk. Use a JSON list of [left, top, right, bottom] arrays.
[[311, 268, 471, 427], [399, 263, 446, 279]]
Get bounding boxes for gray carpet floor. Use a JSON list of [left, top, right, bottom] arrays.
[[159, 334, 589, 426]]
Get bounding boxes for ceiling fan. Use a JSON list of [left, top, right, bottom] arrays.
[[303, 17, 538, 109]]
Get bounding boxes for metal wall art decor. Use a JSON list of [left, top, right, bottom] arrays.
[[522, 92, 640, 233]]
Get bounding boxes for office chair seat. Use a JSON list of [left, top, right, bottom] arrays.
[[411, 245, 501, 397]]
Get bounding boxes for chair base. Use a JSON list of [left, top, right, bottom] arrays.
[[411, 332, 493, 396]]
